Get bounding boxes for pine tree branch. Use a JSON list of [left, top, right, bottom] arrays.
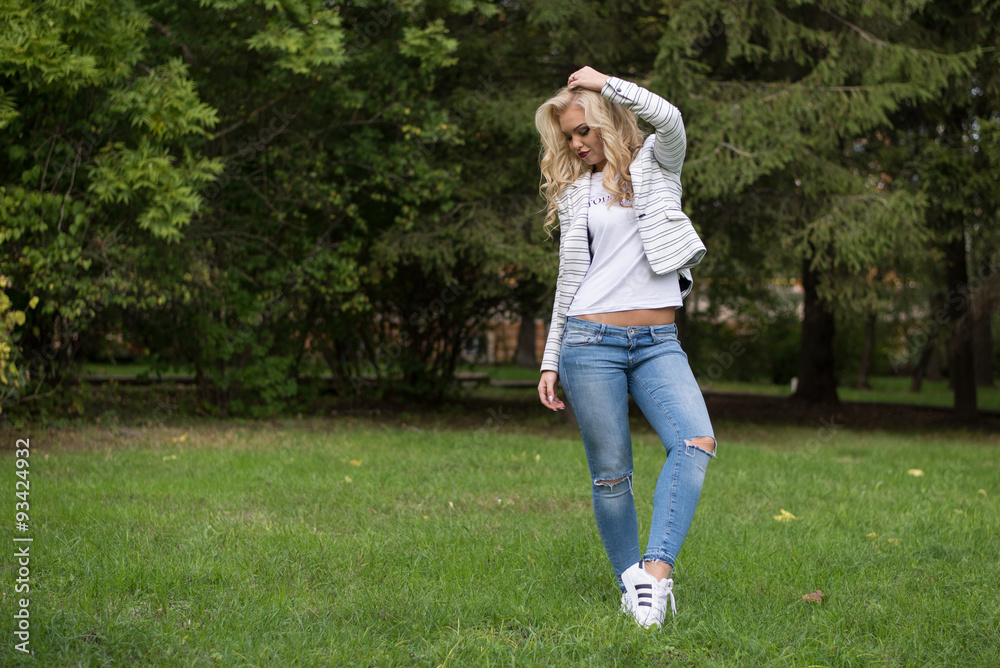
[[718, 142, 756, 158], [715, 81, 878, 92], [821, 9, 887, 47]]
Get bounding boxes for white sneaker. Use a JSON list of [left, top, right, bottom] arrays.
[[620, 561, 677, 628]]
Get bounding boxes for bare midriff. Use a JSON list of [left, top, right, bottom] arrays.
[[573, 306, 675, 327]]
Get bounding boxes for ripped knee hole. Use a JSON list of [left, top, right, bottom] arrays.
[[595, 474, 630, 485], [685, 437, 716, 455]]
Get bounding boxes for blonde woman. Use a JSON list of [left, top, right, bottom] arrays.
[[535, 66, 716, 628]]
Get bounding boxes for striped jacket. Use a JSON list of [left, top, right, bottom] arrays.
[[540, 76, 707, 374]]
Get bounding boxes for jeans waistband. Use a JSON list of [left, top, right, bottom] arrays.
[[566, 316, 677, 337]]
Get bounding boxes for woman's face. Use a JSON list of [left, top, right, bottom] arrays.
[[559, 105, 607, 172]]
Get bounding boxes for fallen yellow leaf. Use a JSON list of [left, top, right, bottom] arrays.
[[866, 532, 879, 537], [802, 590, 823, 603], [344, 475, 352, 483], [349, 460, 362, 467], [773, 509, 798, 522], [907, 469, 924, 477]]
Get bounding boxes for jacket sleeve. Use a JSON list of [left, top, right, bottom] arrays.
[[601, 76, 686, 174], [540, 225, 567, 374]]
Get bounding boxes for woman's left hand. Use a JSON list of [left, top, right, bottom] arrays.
[[538, 370, 565, 411], [567, 66, 610, 92]]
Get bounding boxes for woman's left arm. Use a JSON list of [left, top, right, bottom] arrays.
[[568, 66, 685, 173]]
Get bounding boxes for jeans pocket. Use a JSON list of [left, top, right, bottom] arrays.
[[650, 325, 678, 344], [564, 330, 599, 346]]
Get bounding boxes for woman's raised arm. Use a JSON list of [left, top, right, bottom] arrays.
[[569, 66, 686, 174]]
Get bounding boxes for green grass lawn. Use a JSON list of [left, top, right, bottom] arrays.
[[2, 418, 998, 666], [463, 366, 1000, 412], [701, 376, 1000, 411]]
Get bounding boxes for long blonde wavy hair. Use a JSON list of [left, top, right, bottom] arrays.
[[535, 86, 645, 234]]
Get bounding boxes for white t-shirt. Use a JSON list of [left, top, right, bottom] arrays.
[[567, 171, 683, 316]]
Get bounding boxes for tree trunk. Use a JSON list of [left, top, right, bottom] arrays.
[[972, 314, 993, 387], [855, 313, 876, 389], [514, 305, 538, 368], [972, 256, 994, 387], [944, 233, 977, 418], [793, 258, 839, 403], [910, 335, 938, 393], [926, 343, 943, 381]]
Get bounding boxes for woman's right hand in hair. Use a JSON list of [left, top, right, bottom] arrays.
[[567, 66, 610, 93], [538, 371, 566, 411]]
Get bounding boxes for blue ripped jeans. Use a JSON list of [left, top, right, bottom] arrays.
[[558, 317, 716, 589]]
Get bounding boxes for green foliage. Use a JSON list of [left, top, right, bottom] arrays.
[[399, 18, 459, 72], [656, 0, 975, 297], [793, 186, 933, 314], [241, 0, 347, 73], [0, 274, 36, 402], [0, 87, 17, 129], [107, 58, 219, 140], [636, 0, 998, 403], [88, 140, 223, 239], [0, 0, 222, 412], [3, 0, 999, 417], [859, 1, 1000, 409]]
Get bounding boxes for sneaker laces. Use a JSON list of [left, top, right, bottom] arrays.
[[651, 577, 676, 620]]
